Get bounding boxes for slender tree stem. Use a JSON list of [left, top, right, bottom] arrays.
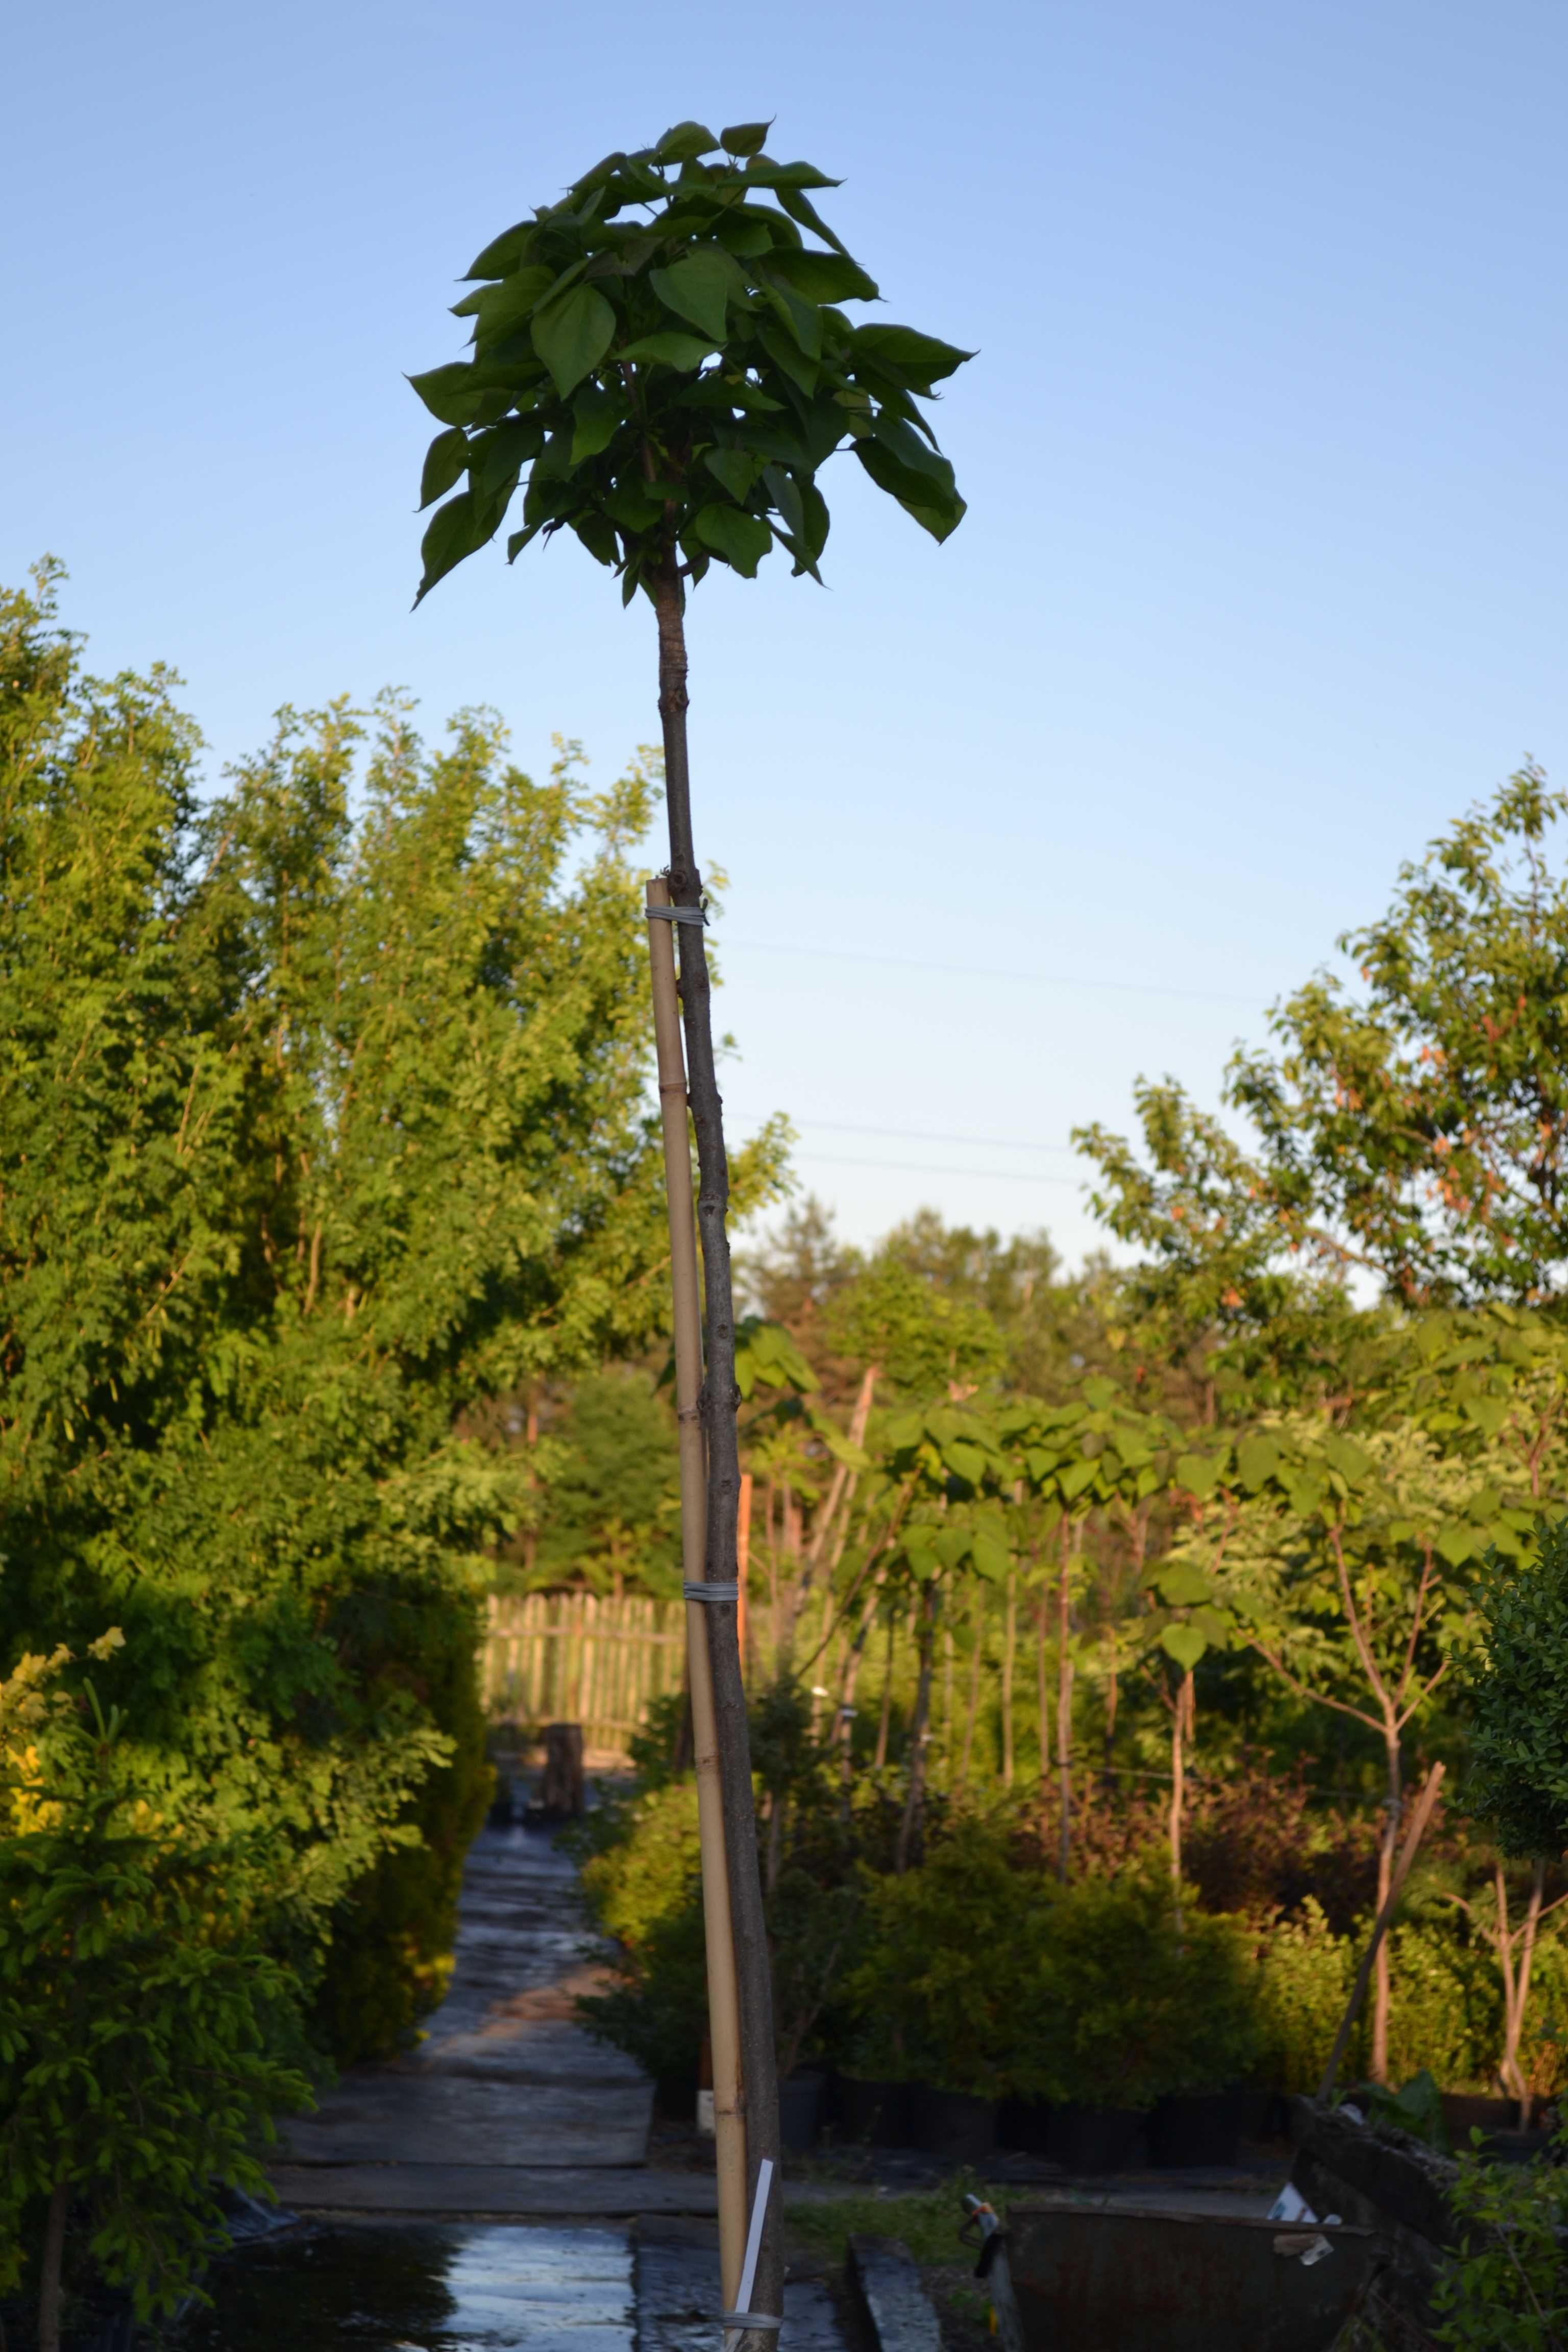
[[653, 555, 779, 2336], [38, 2180, 68, 2352], [897, 1582, 940, 1871], [1371, 1728, 1401, 2085]]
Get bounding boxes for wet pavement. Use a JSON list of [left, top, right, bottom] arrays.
[[176, 2221, 845, 2352], [274, 1827, 672, 2214]]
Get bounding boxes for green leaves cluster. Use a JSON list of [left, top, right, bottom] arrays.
[[410, 120, 970, 604]]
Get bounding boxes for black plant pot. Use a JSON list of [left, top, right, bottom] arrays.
[[1441, 2092, 1522, 2142], [905, 2084, 998, 2164], [1147, 2092, 1241, 2169], [998, 2095, 1052, 2155], [1047, 2103, 1144, 2173], [780, 2069, 827, 2155], [836, 2075, 913, 2147]]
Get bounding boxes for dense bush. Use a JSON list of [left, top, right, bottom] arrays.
[[845, 1833, 1050, 2096], [1015, 1869, 1259, 2109]]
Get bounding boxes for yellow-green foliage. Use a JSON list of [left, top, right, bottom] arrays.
[[1384, 1923, 1502, 2094], [1255, 1899, 1357, 2092], [579, 1779, 701, 1950]]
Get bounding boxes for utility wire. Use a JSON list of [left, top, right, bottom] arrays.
[[800, 1117, 1079, 1155], [729, 938, 1258, 1009], [793, 1151, 1085, 1187]]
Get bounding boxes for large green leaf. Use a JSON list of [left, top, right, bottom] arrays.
[[757, 321, 818, 395], [942, 1437, 989, 1486], [704, 449, 757, 501], [571, 386, 622, 464], [414, 490, 490, 605], [650, 250, 736, 344], [971, 1530, 1012, 1582], [853, 436, 965, 540], [531, 284, 616, 397], [655, 120, 718, 161], [620, 330, 714, 371], [720, 119, 772, 157], [1235, 1433, 1281, 1492], [1058, 1457, 1100, 1502], [419, 429, 469, 510], [742, 158, 841, 190], [769, 250, 879, 304], [851, 324, 974, 388], [469, 416, 545, 506], [1462, 1394, 1510, 1438], [408, 363, 489, 427], [464, 218, 530, 279], [689, 503, 772, 577], [1175, 1453, 1222, 1500], [1154, 1562, 1212, 1607], [472, 266, 556, 354], [1160, 1622, 1208, 1672]]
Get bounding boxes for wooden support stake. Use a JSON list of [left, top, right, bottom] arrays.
[[737, 1471, 752, 1679], [648, 877, 748, 2301], [1317, 1761, 1447, 2102]]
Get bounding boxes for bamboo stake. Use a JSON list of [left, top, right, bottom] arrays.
[[648, 877, 747, 2300], [737, 1471, 752, 1679], [1317, 1761, 1447, 2102]]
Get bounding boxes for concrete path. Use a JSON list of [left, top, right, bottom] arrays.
[[273, 1824, 717, 2217]]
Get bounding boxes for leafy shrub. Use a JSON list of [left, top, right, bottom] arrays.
[[1254, 1897, 1357, 2092], [579, 1777, 701, 1947], [1433, 2119, 1568, 2347], [1469, 1517, 1568, 1858], [1384, 1922, 1502, 2096], [313, 1587, 494, 2065], [0, 1642, 313, 2333], [844, 1830, 1050, 2096], [1015, 1870, 1259, 2110], [576, 1778, 707, 2103]]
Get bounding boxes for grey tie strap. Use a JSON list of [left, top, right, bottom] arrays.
[[683, 1580, 739, 1603], [647, 904, 707, 925], [720, 2319, 781, 2334]]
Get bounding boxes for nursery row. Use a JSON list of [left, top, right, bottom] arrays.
[[572, 1753, 1568, 2128]]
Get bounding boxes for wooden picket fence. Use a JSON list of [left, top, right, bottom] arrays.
[[482, 1590, 686, 1761]]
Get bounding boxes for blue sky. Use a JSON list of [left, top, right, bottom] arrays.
[[7, 0, 1566, 1266]]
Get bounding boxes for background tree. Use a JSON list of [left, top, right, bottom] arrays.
[[1230, 767, 1568, 1306], [411, 119, 970, 2310], [0, 570, 696, 2067]]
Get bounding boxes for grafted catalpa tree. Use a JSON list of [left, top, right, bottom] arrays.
[[409, 115, 970, 2328]]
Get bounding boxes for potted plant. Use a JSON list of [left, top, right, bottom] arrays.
[[844, 1832, 1050, 2158], [1015, 1867, 1259, 2173]]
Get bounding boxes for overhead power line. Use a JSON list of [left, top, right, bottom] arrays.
[[801, 1117, 1079, 1155], [792, 1150, 1086, 1188], [728, 938, 1258, 1009]]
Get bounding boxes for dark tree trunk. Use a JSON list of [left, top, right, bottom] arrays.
[[654, 557, 780, 2336]]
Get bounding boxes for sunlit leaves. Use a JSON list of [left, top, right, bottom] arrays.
[[408, 121, 971, 606]]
